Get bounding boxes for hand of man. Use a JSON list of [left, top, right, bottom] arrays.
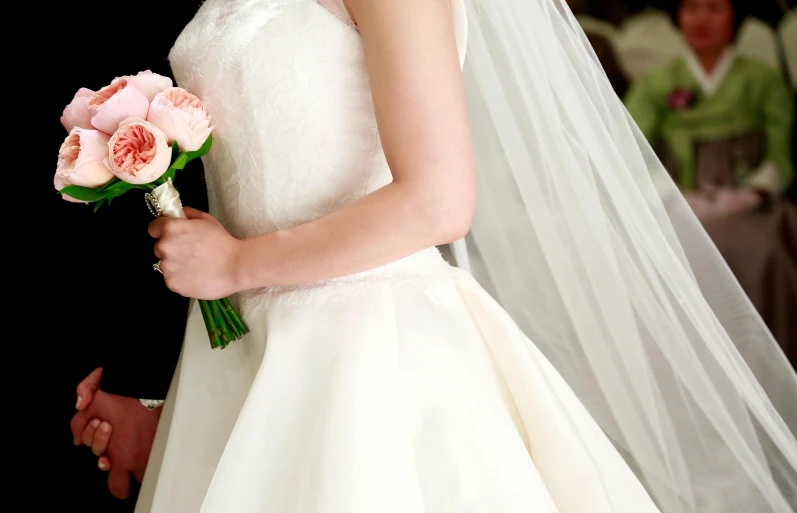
[[71, 368, 162, 499]]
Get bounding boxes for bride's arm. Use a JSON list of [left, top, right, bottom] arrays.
[[149, 0, 474, 298], [237, 0, 474, 288]]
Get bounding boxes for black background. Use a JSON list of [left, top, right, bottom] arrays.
[[37, 1, 206, 510]]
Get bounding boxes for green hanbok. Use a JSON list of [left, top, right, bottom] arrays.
[[625, 49, 797, 365]]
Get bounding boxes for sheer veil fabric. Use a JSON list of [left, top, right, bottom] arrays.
[[459, 0, 797, 510]]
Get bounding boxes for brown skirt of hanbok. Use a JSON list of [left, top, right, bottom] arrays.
[[702, 204, 797, 366], [660, 133, 797, 367]]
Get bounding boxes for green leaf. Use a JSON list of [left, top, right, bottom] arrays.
[[104, 186, 135, 203], [98, 178, 122, 191], [59, 185, 109, 203], [107, 179, 148, 195], [100, 180, 139, 195], [150, 135, 213, 188], [163, 167, 177, 183], [100, 179, 124, 191], [171, 153, 189, 171], [152, 166, 178, 187], [59, 177, 151, 212]]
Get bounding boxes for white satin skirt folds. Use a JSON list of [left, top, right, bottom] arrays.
[[137, 249, 660, 513]]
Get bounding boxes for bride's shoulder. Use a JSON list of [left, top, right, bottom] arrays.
[[320, 0, 467, 64], [327, 0, 467, 25]]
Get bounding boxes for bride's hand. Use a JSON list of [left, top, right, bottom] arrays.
[[148, 207, 243, 299]]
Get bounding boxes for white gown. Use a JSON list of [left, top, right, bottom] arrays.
[[136, 1, 662, 511]]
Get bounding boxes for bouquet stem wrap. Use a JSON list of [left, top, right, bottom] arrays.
[[147, 179, 249, 349]]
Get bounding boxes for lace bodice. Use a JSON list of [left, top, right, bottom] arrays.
[[168, 0, 467, 239]]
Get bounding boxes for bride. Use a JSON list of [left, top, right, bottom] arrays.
[[92, 0, 797, 511]]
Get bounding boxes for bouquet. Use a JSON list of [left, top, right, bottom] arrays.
[[55, 70, 248, 349]]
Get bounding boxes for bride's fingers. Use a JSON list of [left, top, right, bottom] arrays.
[[148, 217, 168, 239], [184, 206, 222, 226], [92, 422, 112, 457], [154, 241, 164, 260], [81, 418, 101, 447]]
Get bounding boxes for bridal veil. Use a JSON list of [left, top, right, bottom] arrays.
[[455, 0, 797, 510]]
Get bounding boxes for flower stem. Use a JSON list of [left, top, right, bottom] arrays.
[[216, 299, 242, 339], [198, 298, 211, 333], [221, 297, 249, 336], [199, 299, 224, 349], [196, 298, 248, 350], [208, 300, 233, 348]]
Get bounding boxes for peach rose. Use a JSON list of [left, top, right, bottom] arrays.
[[86, 79, 150, 134], [147, 87, 213, 152], [108, 118, 171, 184], [55, 128, 115, 202], [60, 88, 95, 133], [114, 70, 173, 103], [54, 174, 84, 203]]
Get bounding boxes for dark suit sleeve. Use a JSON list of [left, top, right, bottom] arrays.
[[99, 163, 208, 400]]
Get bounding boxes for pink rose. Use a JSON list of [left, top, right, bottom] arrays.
[[108, 118, 171, 184], [60, 88, 95, 133], [114, 70, 173, 103], [55, 128, 115, 202], [54, 174, 84, 203], [147, 87, 213, 152], [86, 79, 150, 134]]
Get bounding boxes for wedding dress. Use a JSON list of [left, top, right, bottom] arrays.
[[134, 1, 662, 511], [135, 0, 797, 511]]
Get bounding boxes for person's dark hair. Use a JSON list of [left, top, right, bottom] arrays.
[[666, 0, 748, 38], [584, 0, 629, 26]]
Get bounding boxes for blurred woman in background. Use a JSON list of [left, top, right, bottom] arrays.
[[624, 0, 796, 364]]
